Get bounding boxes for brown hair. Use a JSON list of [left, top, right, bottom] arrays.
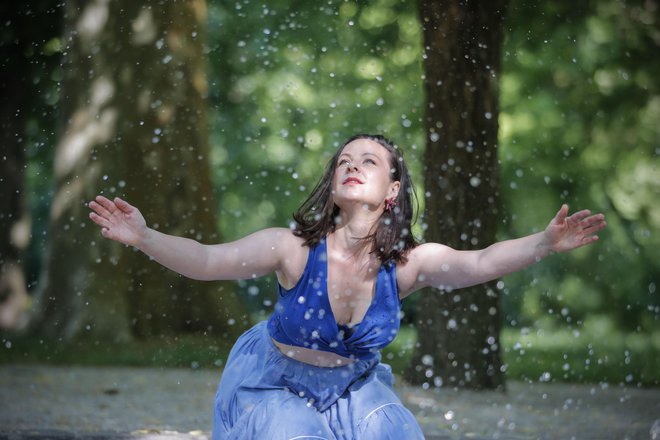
[[292, 134, 418, 264]]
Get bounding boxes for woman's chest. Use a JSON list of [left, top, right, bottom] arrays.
[[326, 258, 379, 325]]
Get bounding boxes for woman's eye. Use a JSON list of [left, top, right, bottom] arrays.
[[364, 159, 375, 165]]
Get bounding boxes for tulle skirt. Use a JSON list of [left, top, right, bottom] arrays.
[[213, 321, 424, 440]]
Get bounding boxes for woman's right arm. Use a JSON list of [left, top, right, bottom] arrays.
[[88, 195, 297, 281]]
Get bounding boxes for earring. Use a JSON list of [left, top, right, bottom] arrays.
[[384, 197, 397, 211]]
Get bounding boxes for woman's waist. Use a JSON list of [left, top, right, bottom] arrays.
[[271, 339, 357, 368]]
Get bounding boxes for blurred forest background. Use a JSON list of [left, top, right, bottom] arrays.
[[1, 0, 658, 388]]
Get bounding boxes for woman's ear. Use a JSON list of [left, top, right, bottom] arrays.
[[389, 181, 400, 199]]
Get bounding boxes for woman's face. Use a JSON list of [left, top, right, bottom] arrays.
[[331, 138, 400, 212]]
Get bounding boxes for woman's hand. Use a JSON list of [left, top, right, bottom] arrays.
[[88, 195, 148, 247], [88, 195, 302, 281], [544, 204, 606, 253]]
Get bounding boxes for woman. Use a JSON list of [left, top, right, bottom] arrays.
[[89, 134, 606, 439]]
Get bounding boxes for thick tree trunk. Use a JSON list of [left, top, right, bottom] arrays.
[[32, 0, 248, 341], [408, 0, 508, 390], [0, 1, 60, 330], [0, 56, 29, 329]]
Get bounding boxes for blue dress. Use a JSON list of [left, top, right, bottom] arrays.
[[213, 240, 424, 440]]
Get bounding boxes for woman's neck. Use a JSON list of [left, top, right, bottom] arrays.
[[331, 211, 379, 258]]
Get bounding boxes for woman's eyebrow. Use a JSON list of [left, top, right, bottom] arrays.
[[338, 152, 380, 160], [360, 152, 381, 160]]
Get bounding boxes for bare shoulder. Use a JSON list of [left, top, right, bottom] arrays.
[[264, 227, 309, 289], [253, 227, 306, 258], [397, 243, 454, 298], [263, 227, 306, 249]]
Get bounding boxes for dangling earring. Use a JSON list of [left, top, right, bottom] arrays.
[[384, 197, 397, 211]]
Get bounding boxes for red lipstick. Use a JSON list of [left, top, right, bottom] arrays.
[[343, 177, 363, 184]]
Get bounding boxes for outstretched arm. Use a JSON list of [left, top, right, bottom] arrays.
[[88, 195, 295, 281], [401, 204, 606, 295]]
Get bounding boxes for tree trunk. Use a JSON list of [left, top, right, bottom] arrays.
[[408, 0, 508, 390], [0, 1, 61, 330], [0, 34, 29, 329], [32, 0, 248, 341]]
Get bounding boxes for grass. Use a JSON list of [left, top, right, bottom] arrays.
[[500, 327, 660, 386], [2, 325, 659, 386], [382, 325, 660, 386], [0, 333, 235, 370]]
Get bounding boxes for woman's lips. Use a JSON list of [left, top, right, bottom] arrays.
[[343, 177, 363, 184]]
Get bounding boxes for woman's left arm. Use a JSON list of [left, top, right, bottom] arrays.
[[401, 204, 606, 295]]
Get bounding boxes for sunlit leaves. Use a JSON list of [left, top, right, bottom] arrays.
[[207, 0, 424, 242], [500, 0, 659, 332]]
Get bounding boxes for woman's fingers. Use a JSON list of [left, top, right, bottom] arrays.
[[114, 197, 133, 213], [581, 217, 606, 236], [89, 211, 112, 230], [100, 227, 114, 240], [88, 211, 101, 226], [569, 209, 592, 223], [89, 196, 126, 229], [578, 213, 605, 228], [89, 195, 141, 245], [553, 204, 569, 224], [90, 195, 136, 221], [88, 200, 112, 219], [579, 235, 599, 246], [94, 195, 116, 211]]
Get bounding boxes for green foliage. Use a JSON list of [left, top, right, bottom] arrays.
[[205, 0, 659, 338], [379, 325, 660, 385], [501, 326, 660, 386], [207, 0, 426, 234], [206, 0, 426, 310], [14, 0, 658, 381], [498, 0, 659, 333], [0, 333, 234, 369]]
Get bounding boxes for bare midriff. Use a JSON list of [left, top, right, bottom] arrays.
[[272, 339, 355, 368]]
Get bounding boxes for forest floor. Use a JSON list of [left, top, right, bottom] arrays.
[[0, 364, 658, 440]]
